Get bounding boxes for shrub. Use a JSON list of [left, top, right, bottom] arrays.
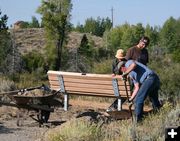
[[0, 77, 16, 92], [92, 59, 112, 74], [46, 118, 102, 141]]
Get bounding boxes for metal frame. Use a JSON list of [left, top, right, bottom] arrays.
[[58, 75, 69, 111], [112, 78, 122, 111], [123, 78, 133, 120], [57, 76, 131, 113]]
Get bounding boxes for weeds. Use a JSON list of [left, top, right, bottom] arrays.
[[45, 101, 179, 141]]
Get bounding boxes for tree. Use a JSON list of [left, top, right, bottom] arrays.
[[159, 17, 178, 53], [145, 24, 159, 48], [120, 27, 135, 50], [76, 34, 94, 72], [78, 34, 92, 57], [132, 23, 145, 43], [82, 17, 112, 37], [0, 10, 11, 72], [37, 0, 72, 70], [74, 22, 84, 33], [105, 27, 123, 53], [29, 16, 40, 28]]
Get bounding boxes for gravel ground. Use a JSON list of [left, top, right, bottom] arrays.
[[0, 119, 48, 141], [0, 106, 64, 141], [0, 99, 137, 141], [0, 116, 50, 141]]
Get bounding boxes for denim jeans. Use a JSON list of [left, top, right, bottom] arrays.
[[134, 73, 161, 122]]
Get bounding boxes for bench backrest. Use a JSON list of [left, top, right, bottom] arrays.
[[47, 71, 132, 98]]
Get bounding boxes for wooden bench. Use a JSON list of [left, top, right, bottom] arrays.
[[47, 71, 132, 111]]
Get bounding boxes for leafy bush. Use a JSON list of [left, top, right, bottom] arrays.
[[149, 58, 180, 100], [22, 52, 45, 72], [92, 59, 112, 74]]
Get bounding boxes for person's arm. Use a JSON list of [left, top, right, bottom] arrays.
[[112, 60, 116, 76], [122, 61, 137, 77], [129, 82, 139, 101]]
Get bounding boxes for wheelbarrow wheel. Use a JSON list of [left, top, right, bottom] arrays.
[[41, 110, 50, 123], [37, 106, 50, 124], [37, 110, 50, 124]]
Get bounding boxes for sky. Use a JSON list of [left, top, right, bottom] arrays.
[[0, 0, 180, 28]]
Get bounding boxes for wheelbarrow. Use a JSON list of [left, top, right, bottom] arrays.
[[0, 85, 62, 126]]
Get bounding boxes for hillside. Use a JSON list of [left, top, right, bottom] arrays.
[[10, 28, 104, 55]]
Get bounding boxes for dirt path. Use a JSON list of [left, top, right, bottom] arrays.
[[0, 99, 152, 141], [0, 118, 48, 141]]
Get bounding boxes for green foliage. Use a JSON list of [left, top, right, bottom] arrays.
[[104, 25, 125, 52], [92, 59, 112, 74], [29, 16, 40, 28], [105, 23, 144, 52], [76, 34, 96, 72], [0, 10, 11, 72], [159, 17, 179, 53], [44, 41, 69, 71], [37, 0, 72, 40], [145, 24, 159, 48], [73, 23, 84, 32], [95, 47, 112, 60], [132, 23, 145, 42], [149, 57, 180, 99], [37, 0, 72, 70], [0, 10, 8, 30], [18, 17, 40, 28], [76, 17, 112, 37], [120, 27, 135, 50], [78, 34, 92, 57], [121, 23, 144, 50], [172, 48, 180, 62], [22, 52, 44, 73]]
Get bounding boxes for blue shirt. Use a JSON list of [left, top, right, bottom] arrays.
[[125, 60, 154, 84]]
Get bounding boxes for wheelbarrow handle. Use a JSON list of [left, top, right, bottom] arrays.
[[23, 85, 43, 92], [0, 90, 20, 95], [0, 85, 43, 96]]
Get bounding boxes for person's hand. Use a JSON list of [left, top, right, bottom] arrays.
[[118, 75, 126, 80], [112, 73, 116, 77], [127, 99, 133, 107]]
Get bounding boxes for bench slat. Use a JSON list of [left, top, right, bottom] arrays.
[[48, 76, 130, 86], [48, 71, 113, 78], [67, 91, 131, 97], [50, 86, 131, 97], [49, 80, 131, 91]]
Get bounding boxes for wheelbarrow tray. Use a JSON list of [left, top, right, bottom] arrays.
[[0, 86, 62, 126], [11, 93, 56, 106]]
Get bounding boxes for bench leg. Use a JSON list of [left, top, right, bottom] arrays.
[[64, 93, 69, 111], [117, 98, 122, 111]]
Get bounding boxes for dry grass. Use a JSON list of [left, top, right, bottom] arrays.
[[44, 102, 179, 141], [0, 77, 16, 92], [45, 118, 102, 141]]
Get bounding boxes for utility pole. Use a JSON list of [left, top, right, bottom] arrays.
[[111, 7, 114, 28]]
